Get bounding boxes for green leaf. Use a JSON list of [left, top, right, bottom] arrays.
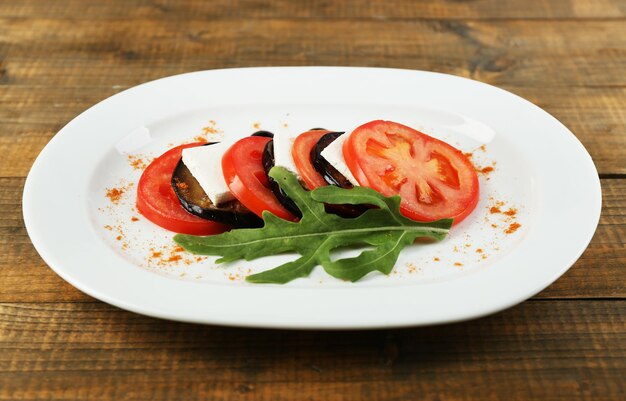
[[174, 167, 452, 284]]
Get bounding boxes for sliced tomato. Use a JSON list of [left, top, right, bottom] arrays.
[[344, 120, 479, 224], [342, 134, 369, 186], [136, 143, 229, 235], [222, 136, 297, 221], [292, 129, 330, 190]]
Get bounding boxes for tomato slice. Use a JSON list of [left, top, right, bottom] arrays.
[[137, 143, 229, 235], [292, 129, 330, 190], [342, 134, 369, 186], [344, 120, 479, 224], [222, 136, 297, 221]]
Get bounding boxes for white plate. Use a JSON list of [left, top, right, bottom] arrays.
[[23, 67, 601, 329]]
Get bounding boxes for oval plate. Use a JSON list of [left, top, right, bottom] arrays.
[[23, 67, 601, 329]]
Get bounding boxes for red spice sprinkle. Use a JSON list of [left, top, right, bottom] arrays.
[[104, 225, 113, 231], [116, 235, 122, 241], [491, 223, 498, 228], [172, 245, 185, 253], [463, 152, 473, 159], [503, 208, 517, 217], [479, 144, 486, 152], [480, 166, 494, 175], [131, 217, 139, 222], [167, 255, 182, 262], [152, 251, 162, 258], [476, 248, 483, 253], [405, 263, 417, 273], [202, 126, 219, 135], [490, 206, 501, 214], [127, 155, 147, 171], [433, 257, 440, 262], [454, 262, 463, 267], [105, 187, 124, 204], [253, 122, 261, 129], [505, 223, 521, 234]]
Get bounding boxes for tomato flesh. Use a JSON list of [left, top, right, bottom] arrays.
[[222, 136, 297, 221], [292, 130, 330, 190], [136, 143, 229, 235], [344, 120, 479, 224], [342, 135, 369, 186]]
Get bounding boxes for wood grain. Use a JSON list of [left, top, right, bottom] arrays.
[[1, 0, 625, 20], [1, 19, 625, 88], [0, 0, 624, 400], [0, 300, 624, 401]]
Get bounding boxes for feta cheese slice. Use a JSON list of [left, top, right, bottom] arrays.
[[181, 143, 234, 206], [320, 133, 360, 186], [272, 130, 299, 177]]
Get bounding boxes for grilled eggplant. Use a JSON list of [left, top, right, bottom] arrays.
[[171, 144, 263, 228], [251, 130, 274, 138], [261, 140, 302, 218], [312, 132, 369, 218], [312, 131, 353, 188]]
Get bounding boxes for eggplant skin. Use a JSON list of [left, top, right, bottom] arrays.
[[171, 156, 263, 228], [251, 130, 274, 138], [312, 131, 354, 188], [312, 132, 369, 218], [262, 140, 302, 218]]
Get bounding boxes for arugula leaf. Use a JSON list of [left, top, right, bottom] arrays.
[[174, 167, 452, 284]]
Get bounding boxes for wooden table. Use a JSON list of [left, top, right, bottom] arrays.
[[1, 1, 624, 399]]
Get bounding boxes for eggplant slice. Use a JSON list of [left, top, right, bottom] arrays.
[[251, 130, 274, 138], [262, 140, 302, 218], [312, 132, 369, 218], [312, 131, 353, 188], [171, 150, 263, 228]]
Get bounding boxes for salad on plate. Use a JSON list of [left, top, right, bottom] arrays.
[[135, 120, 479, 283]]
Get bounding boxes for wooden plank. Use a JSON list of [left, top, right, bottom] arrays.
[[2, 178, 624, 302], [0, 300, 624, 400], [1, 2, 624, 400], [1, 85, 624, 177], [0, 0, 624, 20], [1, 19, 625, 88]]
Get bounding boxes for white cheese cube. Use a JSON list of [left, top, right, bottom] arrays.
[[182, 143, 235, 206], [320, 133, 360, 186], [272, 131, 299, 177]]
